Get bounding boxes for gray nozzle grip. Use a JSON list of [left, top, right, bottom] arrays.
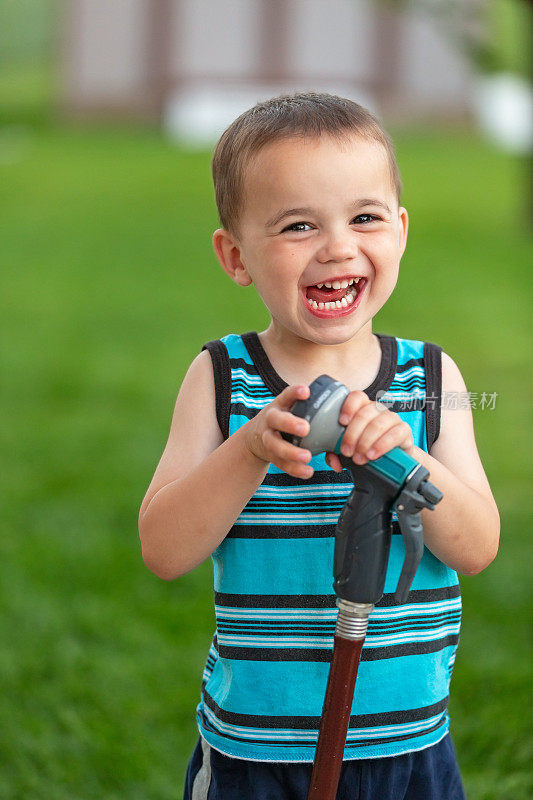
[[287, 376, 349, 455]]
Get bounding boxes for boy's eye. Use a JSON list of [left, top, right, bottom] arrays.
[[352, 214, 379, 224], [281, 221, 313, 232]]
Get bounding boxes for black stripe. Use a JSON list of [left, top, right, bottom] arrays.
[[202, 340, 231, 440], [387, 383, 426, 395], [216, 593, 337, 608], [246, 497, 347, 509], [215, 585, 461, 608], [369, 612, 461, 631], [228, 357, 261, 376], [231, 379, 273, 397], [258, 470, 353, 488], [230, 401, 259, 420], [389, 376, 425, 388], [424, 341, 443, 451], [275, 474, 352, 488], [202, 690, 448, 730], [226, 521, 404, 540], [215, 634, 460, 662], [218, 612, 461, 634], [226, 523, 337, 539], [396, 357, 424, 373], [376, 584, 461, 605]]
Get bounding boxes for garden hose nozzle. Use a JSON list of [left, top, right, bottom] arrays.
[[285, 375, 443, 605]]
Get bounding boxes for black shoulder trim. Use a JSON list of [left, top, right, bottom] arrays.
[[202, 340, 231, 440], [241, 331, 286, 395], [424, 342, 443, 451], [366, 334, 397, 400]]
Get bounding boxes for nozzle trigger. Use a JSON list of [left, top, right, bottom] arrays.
[[393, 470, 443, 603]]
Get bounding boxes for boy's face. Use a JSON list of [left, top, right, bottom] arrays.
[[213, 134, 408, 346]]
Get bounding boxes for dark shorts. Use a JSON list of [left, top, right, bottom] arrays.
[[183, 734, 466, 800]]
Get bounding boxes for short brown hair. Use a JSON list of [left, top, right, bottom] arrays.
[[212, 92, 402, 238]]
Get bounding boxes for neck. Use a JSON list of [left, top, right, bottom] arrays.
[[259, 321, 381, 390]]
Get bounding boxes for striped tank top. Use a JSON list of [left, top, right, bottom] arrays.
[[196, 331, 461, 762]]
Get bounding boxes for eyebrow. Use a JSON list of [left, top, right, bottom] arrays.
[[265, 198, 392, 229], [356, 198, 393, 215], [265, 207, 315, 229]]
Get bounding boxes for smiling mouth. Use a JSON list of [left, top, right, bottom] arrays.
[[303, 276, 367, 315]]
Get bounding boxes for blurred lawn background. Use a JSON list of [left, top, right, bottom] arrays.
[[1, 3, 532, 799]]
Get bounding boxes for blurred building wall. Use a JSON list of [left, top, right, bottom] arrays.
[[60, 0, 475, 137]]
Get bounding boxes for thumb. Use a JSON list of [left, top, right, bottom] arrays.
[[275, 383, 310, 410]]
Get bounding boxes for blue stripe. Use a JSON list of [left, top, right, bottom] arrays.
[[202, 649, 454, 719], [213, 537, 335, 595]]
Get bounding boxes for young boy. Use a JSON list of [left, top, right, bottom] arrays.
[[139, 93, 499, 800]]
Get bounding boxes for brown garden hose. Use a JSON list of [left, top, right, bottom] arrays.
[[306, 601, 373, 800]]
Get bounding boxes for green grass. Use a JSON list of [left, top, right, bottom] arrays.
[[1, 122, 532, 799]]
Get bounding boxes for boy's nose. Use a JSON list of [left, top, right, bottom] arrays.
[[316, 230, 358, 264]]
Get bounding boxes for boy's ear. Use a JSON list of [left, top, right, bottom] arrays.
[[212, 229, 252, 286], [398, 207, 409, 257]]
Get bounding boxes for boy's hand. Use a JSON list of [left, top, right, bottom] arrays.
[[325, 390, 415, 472], [244, 385, 314, 479]]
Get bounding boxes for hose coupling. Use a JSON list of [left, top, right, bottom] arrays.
[[335, 599, 374, 641]]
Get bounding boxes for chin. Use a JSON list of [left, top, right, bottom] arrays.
[[305, 326, 363, 347]]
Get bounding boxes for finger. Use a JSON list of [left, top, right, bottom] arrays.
[[262, 428, 312, 464], [338, 390, 371, 426], [265, 407, 310, 439], [339, 401, 383, 458], [363, 422, 414, 461], [353, 409, 401, 456], [276, 459, 315, 480], [274, 383, 310, 411]]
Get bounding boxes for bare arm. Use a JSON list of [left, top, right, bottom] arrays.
[[407, 352, 500, 575], [326, 352, 499, 575], [138, 351, 313, 580]]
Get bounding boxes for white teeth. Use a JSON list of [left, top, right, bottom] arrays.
[[317, 277, 360, 289], [307, 279, 363, 312]]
